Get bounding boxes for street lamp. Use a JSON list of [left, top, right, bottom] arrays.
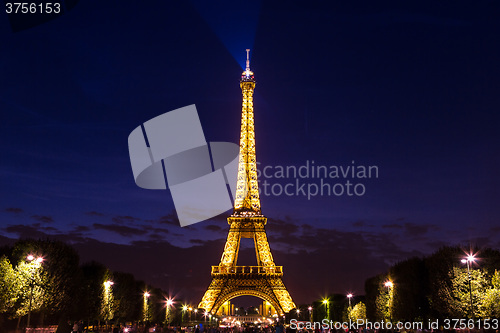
[[322, 299, 329, 320], [103, 280, 114, 327], [461, 254, 477, 319], [384, 281, 393, 322], [182, 305, 188, 324], [308, 306, 313, 322], [347, 294, 354, 321], [144, 292, 151, 322], [166, 298, 174, 326], [296, 309, 300, 320], [26, 255, 43, 331], [194, 309, 198, 321], [347, 294, 353, 308]]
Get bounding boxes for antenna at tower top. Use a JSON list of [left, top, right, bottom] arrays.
[[246, 49, 250, 71]]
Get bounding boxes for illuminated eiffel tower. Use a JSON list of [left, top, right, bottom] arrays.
[[198, 50, 296, 316]]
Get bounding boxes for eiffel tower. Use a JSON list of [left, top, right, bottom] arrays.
[[198, 50, 296, 316]]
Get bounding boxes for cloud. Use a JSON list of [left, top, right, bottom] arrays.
[[149, 227, 170, 235], [490, 226, 500, 233], [74, 226, 91, 232], [189, 239, 206, 245], [3, 224, 48, 239], [31, 223, 58, 232], [112, 215, 142, 224], [206, 214, 230, 223], [93, 223, 148, 237], [264, 217, 426, 268], [2, 224, 90, 244], [382, 223, 403, 229], [30, 215, 54, 223], [0, 207, 494, 305], [158, 211, 180, 226], [403, 223, 439, 237], [266, 217, 299, 236], [148, 233, 166, 241], [5, 207, 23, 214], [204, 225, 222, 232], [353, 220, 365, 227], [85, 211, 105, 217]]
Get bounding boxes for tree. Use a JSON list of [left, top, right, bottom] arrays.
[[375, 282, 392, 322], [80, 261, 108, 322], [425, 246, 466, 319], [366, 246, 500, 321], [449, 266, 488, 318], [113, 272, 143, 322], [390, 257, 428, 321], [0, 240, 170, 329], [0, 256, 18, 313], [365, 274, 386, 321], [480, 270, 500, 318], [350, 302, 367, 321], [12, 259, 46, 319], [11, 239, 81, 319]]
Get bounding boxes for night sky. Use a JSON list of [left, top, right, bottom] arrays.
[[1, 1, 499, 306]]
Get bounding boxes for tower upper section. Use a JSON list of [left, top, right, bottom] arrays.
[[241, 49, 255, 83], [233, 49, 261, 216]]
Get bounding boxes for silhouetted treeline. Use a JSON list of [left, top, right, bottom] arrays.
[[365, 246, 500, 321], [0, 239, 171, 333]]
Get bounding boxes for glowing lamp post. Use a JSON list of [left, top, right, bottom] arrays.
[[194, 309, 198, 321], [384, 281, 393, 322], [322, 299, 329, 320], [347, 293, 353, 308], [104, 280, 114, 288], [26, 255, 44, 331], [103, 280, 114, 324], [144, 292, 151, 322], [166, 299, 174, 326], [308, 306, 313, 322], [182, 305, 188, 324], [461, 254, 477, 319], [346, 294, 354, 321]]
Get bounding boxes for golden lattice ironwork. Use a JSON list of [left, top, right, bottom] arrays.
[[234, 49, 261, 216], [198, 50, 296, 315]]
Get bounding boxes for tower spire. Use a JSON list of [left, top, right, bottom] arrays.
[[246, 48, 250, 71]]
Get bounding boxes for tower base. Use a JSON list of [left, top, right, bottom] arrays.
[[198, 267, 295, 315]]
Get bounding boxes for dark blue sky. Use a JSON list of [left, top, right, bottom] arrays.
[[1, 1, 499, 305]]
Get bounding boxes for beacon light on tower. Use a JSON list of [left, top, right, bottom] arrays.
[[242, 49, 255, 81]]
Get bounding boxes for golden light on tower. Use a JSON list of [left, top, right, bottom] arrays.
[[198, 50, 296, 315], [234, 48, 261, 215]]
